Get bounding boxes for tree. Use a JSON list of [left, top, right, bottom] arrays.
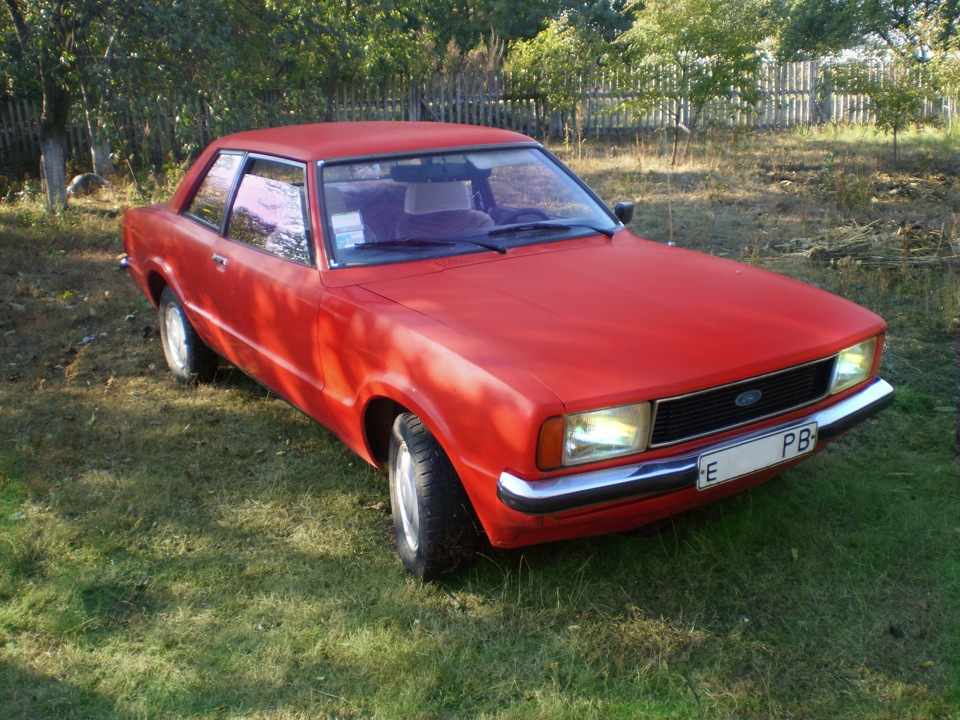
[[426, 0, 562, 52], [774, 0, 959, 60], [423, 0, 633, 59], [263, 0, 436, 111], [825, 7, 950, 164], [620, 0, 771, 164], [1, 0, 226, 207], [2, 0, 101, 210], [545, 0, 634, 42], [506, 14, 609, 136], [830, 58, 930, 163], [941, 32, 960, 129], [75, 18, 117, 176], [2, 0, 308, 204], [129, 0, 295, 149], [775, 0, 880, 58]]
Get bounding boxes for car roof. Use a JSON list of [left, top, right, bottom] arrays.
[[208, 122, 537, 162]]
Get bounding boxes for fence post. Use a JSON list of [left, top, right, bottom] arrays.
[[807, 60, 816, 125]]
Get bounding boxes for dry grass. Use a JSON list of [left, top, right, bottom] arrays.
[[1, 125, 958, 719], [556, 125, 960, 259]]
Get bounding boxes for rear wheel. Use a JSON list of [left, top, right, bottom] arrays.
[[159, 287, 218, 384], [389, 413, 477, 579]]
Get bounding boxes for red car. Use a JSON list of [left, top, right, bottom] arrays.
[[121, 122, 894, 578]]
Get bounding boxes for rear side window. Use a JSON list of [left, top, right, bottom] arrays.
[[227, 159, 311, 265], [186, 153, 242, 228]]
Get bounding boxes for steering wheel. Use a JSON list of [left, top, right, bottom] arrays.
[[498, 207, 550, 224]]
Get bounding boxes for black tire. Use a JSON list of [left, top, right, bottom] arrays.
[[389, 413, 478, 579], [158, 286, 218, 384]]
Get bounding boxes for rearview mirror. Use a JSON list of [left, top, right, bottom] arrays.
[[614, 202, 634, 225]]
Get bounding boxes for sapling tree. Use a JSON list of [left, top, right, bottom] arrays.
[[619, 0, 770, 164], [828, 56, 930, 164], [506, 14, 608, 137], [826, 8, 950, 165]]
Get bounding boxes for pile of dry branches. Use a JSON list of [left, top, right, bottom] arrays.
[[778, 220, 957, 268]]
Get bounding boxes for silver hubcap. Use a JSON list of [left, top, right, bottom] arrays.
[[163, 304, 188, 370], [395, 441, 420, 552]]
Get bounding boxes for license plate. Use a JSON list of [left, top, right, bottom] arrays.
[[698, 422, 818, 490]]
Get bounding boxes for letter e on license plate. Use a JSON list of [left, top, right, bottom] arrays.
[[697, 422, 818, 490]]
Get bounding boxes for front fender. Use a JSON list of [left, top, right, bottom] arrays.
[[318, 288, 562, 484]]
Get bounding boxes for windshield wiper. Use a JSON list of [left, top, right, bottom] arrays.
[[488, 221, 616, 239], [460, 238, 508, 254]]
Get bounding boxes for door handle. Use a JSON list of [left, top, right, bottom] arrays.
[[212, 253, 228, 267]]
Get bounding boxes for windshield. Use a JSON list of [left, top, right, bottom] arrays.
[[319, 146, 617, 268]]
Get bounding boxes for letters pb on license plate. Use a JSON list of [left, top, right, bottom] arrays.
[[698, 422, 818, 490]]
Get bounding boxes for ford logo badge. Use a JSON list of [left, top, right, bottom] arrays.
[[735, 389, 763, 407]]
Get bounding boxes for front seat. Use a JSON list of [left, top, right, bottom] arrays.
[[395, 181, 494, 239]]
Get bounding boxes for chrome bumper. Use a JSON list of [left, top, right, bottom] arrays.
[[497, 378, 894, 516]]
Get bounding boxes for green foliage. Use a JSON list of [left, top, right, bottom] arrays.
[[506, 15, 609, 128], [774, 0, 874, 59], [824, 8, 952, 164], [265, 0, 436, 93], [427, 0, 555, 51], [619, 0, 770, 163], [939, 26, 960, 112], [774, 0, 960, 60], [828, 57, 936, 164], [426, 0, 633, 55]]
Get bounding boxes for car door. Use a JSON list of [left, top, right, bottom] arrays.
[[213, 156, 326, 411], [173, 151, 245, 346]]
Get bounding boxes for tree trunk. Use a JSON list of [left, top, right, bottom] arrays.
[[41, 134, 68, 212], [91, 142, 115, 176], [82, 85, 116, 176], [40, 79, 70, 212], [671, 116, 681, 166]]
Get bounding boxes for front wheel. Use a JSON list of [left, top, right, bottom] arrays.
[[158, 287, 218, 384], [389, 413, 478, 579]]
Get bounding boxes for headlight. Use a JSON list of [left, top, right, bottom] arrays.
[[830, 339, 877, 395], [538, 403, 651, 470]]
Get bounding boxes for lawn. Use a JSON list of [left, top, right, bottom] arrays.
[[1, 126, 958, 719]]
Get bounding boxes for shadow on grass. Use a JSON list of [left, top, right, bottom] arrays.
[[0, 659, 118, 719]]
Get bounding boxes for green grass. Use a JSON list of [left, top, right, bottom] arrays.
[[1, 127, 958, 718]]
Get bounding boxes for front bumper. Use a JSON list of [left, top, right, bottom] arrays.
[[497, 377, 894, 516]]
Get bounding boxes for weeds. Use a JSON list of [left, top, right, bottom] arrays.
[[1, 128, 958, 719]]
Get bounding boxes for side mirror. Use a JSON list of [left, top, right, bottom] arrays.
[[614, 202, 634, 225]]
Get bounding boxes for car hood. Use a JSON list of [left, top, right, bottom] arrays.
[[359, 236, 886, 408]]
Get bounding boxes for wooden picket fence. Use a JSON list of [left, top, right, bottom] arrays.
[[1, 61, 956, 174]]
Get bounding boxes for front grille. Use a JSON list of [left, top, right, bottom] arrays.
[[650, 357, 836, 447]]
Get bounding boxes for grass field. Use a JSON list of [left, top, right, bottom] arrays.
[[1, 126, 958, 719]]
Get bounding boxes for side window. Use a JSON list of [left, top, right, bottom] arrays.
[[186, 153, 243, 228], [227, 159, 311, 265]]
